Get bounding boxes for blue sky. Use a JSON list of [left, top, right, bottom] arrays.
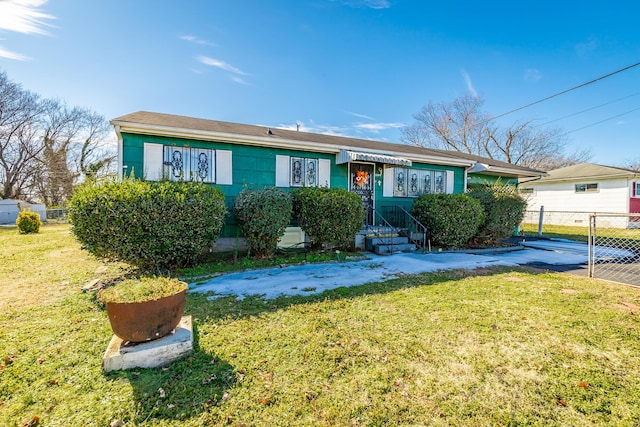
[[1, 0, 639, 166]]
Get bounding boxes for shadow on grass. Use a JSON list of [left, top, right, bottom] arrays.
[[103, 265, 553, 424], [184, 265, 550, 323], [104, 325, 235, 424]]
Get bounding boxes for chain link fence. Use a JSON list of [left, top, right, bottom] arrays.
[[588, 214, 640, 286], [46, 208, 68, 222]]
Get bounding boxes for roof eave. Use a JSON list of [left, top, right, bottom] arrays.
[[111, 120, 474, 168]]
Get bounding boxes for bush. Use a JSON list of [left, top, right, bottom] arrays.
[[234, 187, 292, 257], [468, 183, 527, 245], [68, 178, 226, 272], [411, 193, 484, 248], [16, 211, 42, 234], [292, 187, 364, 249]]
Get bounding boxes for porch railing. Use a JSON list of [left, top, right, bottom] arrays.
[[380, 205, 429, 252], [362, 207, 401, 240]]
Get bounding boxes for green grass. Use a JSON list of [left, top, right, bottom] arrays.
[[520, 222, 640, 243], [2, 224, 640, 426]]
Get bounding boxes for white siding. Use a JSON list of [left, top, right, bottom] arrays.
[[521, 178, 630, 226]]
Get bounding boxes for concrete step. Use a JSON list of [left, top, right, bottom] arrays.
[[374, 243, 417, 255], [400, 230, 425, 242], [365, 236, 409, 251]]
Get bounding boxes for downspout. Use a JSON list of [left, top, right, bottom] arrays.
[[463, 166, 469, 192], [114, 125, 124, 179]]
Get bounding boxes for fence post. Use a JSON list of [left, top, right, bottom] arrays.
[[538, 206, 544, 237]]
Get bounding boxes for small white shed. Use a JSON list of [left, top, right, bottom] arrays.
[[0, 199, 47, 225]]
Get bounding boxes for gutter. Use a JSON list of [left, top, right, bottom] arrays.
[[110, 120, 474, 168]]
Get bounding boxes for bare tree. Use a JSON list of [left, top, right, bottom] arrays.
[[402, 93, 591, 170], [0, 69, 115, 204], [0, 71, 47, 199]]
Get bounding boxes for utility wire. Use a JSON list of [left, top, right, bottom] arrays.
[[489, 61, 640, 121], [561, 105, 640, 136], [535, 91, 640, 127]]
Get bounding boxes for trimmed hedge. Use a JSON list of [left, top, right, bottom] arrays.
[[68, 179, 226, 272], [234, 187, 292, 257], [412, 193, 484, 248], [468, 183, 527, 245], [16, 211, 42, 234], [292, 187, 364, 250]]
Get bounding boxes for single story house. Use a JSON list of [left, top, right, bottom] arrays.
[[518, 163, 640, 228], [0, 199, 46, 225], [111, 111, 544, 246]]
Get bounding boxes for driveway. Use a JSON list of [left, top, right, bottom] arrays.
[[190, 239, 628, 300]]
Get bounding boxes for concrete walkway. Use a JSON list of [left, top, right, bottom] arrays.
[[189, 238, 619, 300]]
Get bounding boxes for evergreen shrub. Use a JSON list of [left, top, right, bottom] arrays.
[[412, 193, 484, 248], [68, 178, 226, 271], [468, 183, 527, 245], [292, 187, 364, 249], [234, 187, 292, 257], [16, 211, 42, 234]]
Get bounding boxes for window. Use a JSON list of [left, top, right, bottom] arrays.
[[290, 157, 318, 187], [635, 182, 640, 197], [142, 142, 232, 184], [163, 146, 215, 182], [393, 168, 446, 197], [275, 155, 330, 188], [575, 183, 598, 193]]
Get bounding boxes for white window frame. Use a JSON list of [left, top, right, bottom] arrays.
[[142, 142, 232, 185], [275, 155, 330, 188], [390, 167, 451, 198], [164, 145, 215, 183]]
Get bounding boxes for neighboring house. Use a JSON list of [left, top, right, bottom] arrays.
[[0, 199, 47, 225], [518, 163, 640, 228], [111, 111, 544, 244]]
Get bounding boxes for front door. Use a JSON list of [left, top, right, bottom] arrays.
[[349, 162, 375, 225]]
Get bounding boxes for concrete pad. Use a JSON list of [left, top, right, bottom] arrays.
[[103, 315, 193, 372]]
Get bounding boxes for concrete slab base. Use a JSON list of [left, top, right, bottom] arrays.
[[102, 315, 193, 372]]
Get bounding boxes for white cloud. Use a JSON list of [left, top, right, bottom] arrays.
[[230, 75, 249, 85], [347, 111, 376, 120], [179, 35, 216, 46], [524, 68, 543, 82], [354, 122, 404, 132], [575, 37, 598, 56], [0, 45, 28, 61], [196, 56, 248, 75], [0, 0, 54, 35], [460, 69, 478, 98], [334, 0, 392, 9]]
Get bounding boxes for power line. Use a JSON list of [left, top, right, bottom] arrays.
[[561, 105, 640, 136], [489, 61, 640, 121], [535, 91, 640, 127]]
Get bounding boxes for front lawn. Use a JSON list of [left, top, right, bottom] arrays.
[[1, 225, 640, 426]]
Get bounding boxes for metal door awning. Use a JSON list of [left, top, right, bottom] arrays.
[[336, 150, 412, 166]]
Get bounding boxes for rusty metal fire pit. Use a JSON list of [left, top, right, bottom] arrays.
[[105, 290, 186, 343]]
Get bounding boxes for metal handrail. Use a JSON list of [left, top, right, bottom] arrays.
[[395, 206, 429, 252]]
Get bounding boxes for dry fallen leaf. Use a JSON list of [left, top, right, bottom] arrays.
[[556, 398, 567, 407], [24, 415, 39, 426], [158, 388, 166, 398], [578, 381, 589, 389]]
